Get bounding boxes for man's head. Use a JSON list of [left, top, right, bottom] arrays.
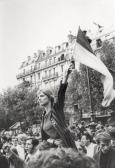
[[27, 148, 96, 168], [95, 132, 111, 154], [1, 136, 7, 143], [12, 137, 18, 146], [25, 138, 39, 154]]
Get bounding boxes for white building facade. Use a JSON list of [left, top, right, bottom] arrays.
[[16, 41, 70, 90]]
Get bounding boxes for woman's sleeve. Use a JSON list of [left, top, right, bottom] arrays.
[[54, 81, 68, 116]]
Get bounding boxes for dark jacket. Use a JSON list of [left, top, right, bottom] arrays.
[[41, 82, 77, 149], [9, 151, 26, 168], [93, 148, 115, 168], [0, 154, 9, 168]]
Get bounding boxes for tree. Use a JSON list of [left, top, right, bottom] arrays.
[[102, 40, 115, 69], [0, 84, 42, 131]]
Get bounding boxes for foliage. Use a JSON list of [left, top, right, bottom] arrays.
[[88, 68, 103, 112], [102, 40, 115, 69], [0, 84, 42, 131]]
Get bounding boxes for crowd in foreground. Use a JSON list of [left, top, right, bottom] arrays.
[[0, 120, 115, 168]]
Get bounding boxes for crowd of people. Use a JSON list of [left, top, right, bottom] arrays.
[[0, 120, 115, 168], [0, 63, 115, 168]]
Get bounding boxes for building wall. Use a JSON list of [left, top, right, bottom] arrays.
[[16, 42, 69, 90]]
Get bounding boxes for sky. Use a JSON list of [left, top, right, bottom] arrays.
[[0, 0, 115, 92]]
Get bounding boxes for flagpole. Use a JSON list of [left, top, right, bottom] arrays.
[[86, 66, 94, 121]]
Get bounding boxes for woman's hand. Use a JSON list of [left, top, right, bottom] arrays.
[[62, 61, 75, 84]]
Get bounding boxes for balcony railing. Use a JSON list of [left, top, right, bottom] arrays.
[[16, 68, 36, 79], [38, 58, 65, 71], [17, 58, 65, 79], [42, 72, 58, 81], [16, 73, 25, 79]]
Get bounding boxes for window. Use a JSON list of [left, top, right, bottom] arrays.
[[45, 60, 47, 67], [34, 64, 37, 70], [58, 57, 60, 61], [61, 65, 64, 72], [49, 69, 51, 76], [74, 104, 78, 112], [23, 69, 25, 73], [96, 39, 102, 48], [38, 63, 40, 69], [53, 68, 55, 75], [49, 59, 52, 65], [38, 73, 40, 80], [45, 71, 47, 77], [43, 52, 45, 56], [66, 42, 69, 47], [61, 54, 64, 60], [54, 57, 56, 63], [49, 49, 52, 54], [58, 45, 61, 50], [30, 75, 33, 83]]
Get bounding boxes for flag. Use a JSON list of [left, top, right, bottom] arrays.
[[73, 27, 115, 107]]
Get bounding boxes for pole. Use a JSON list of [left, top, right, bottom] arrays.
[[86, 66, 94, 121]]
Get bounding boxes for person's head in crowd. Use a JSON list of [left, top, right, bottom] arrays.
[[96, 124, 104, 131], [108, 127, 115, 147], [7, 137, 12, 145], [27, 148, 96, 168], [89, 122, 96, 132], [77, 143, 87, 156], [1, 136, 7, 144], [81, 121, 85, 126], [25, 138, 39, 154], [12, 137, 18, 147], [110, 138, 115, 147], [3, 145, 9, 156], [2, 142, 11, 156], [97, 121, 102, 125], [81, 133, 93, 146], [17, 134, 27, 147], [70, 125, 76, 131], [37, 88, 54, 108], [95, 132, 112, 154]]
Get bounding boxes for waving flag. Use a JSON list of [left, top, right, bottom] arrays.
[[72, 27, 115, 107]]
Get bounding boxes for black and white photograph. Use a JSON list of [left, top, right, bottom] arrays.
[[0, 0, 115, 168]]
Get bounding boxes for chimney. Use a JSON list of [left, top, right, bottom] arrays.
[[68, 34, 76, 43]]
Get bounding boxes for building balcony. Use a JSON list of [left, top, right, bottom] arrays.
[[42, 72, 58, 81], [16, 73, 25, 79], [35, 58, 66, 72], [17, 57, 65, 79], [16, 68, 35, 79]]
